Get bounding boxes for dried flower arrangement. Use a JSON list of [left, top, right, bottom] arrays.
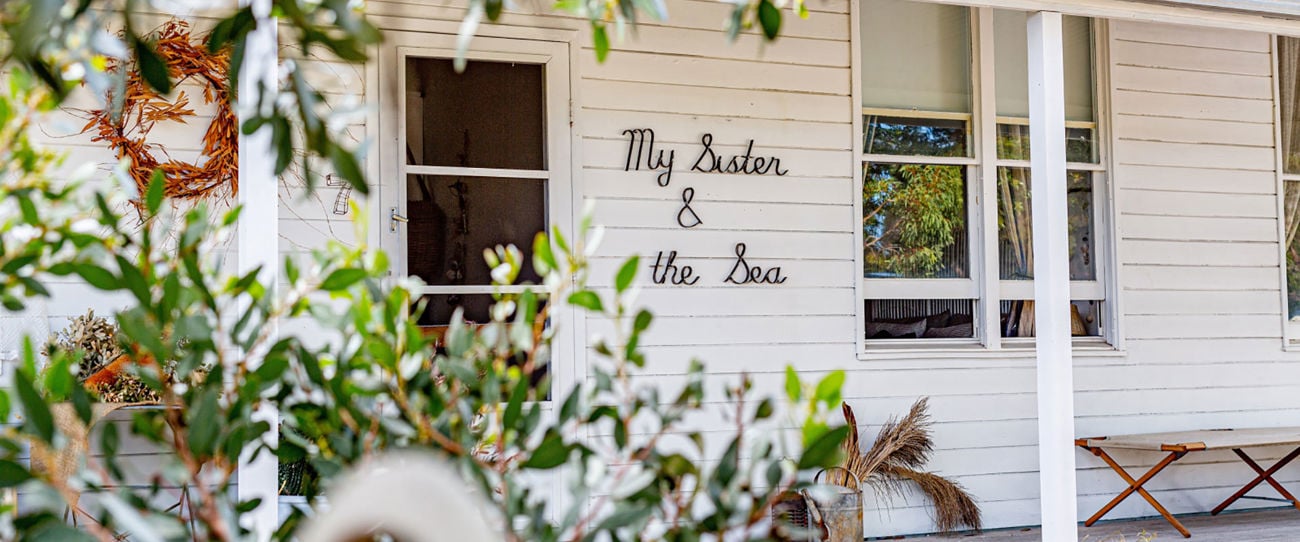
[[80, 19, 237, 206], [45, 310, 159, 403], [829, 398, 982, 534]]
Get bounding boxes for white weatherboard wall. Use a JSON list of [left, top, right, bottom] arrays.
[[1078, 20, 1300, 524]]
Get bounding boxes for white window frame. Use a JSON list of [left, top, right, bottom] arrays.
[[1280, 171, 1300, 348], [1273, 35, 1300, 348], [993, 116, 1109, 347], [853, 4, 1117, 356], [862, 108, 981, 301]]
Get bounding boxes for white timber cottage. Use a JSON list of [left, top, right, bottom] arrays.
[[12, 0, 1300, 538]]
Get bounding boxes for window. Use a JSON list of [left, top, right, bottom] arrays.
[[861, 0, 979, 341], [857, 0, 1110, 348], [1278, 37, 1300, 343], [403, 57, 549, 325]]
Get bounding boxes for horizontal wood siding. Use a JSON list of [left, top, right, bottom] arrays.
[[1085, 19, 1300, 528], [560, 8, 860, 494]]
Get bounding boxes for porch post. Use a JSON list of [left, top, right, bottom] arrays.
[[1026, 11, 1079, 539], [236, 0, 280, 537]]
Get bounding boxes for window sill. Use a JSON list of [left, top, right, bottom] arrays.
[[857, 339, 1125, 362]]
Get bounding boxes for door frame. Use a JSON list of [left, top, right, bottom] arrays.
[[371, 30, 578, 399]]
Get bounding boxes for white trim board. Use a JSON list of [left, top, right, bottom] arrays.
[[906, 0, 1300, 34]]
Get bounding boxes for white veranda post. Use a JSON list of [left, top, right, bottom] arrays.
[[236, 0, 280, 537], [1027, 11, 1079, 539]]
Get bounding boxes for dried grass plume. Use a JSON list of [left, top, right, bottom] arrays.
[[830, 399, 982, 534]]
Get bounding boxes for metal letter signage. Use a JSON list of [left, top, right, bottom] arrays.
[[619, 128, 792, 287], [622, 128, 675, 187], [676, 187, 703, 228]]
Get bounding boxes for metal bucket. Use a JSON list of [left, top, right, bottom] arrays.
[[809, 467, 864, 542]]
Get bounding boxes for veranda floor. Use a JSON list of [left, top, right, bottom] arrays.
[[907, 507, 1300, 541]]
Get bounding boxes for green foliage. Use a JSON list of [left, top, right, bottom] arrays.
[[0, 171, 849, 539]]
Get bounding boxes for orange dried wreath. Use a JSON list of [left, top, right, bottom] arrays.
[[82, 20, 238, 202]]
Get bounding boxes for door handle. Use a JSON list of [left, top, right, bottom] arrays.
[[390, 208, 409, 232]]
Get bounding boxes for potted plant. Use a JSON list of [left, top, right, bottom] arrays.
[[30, 309, 199, 528]]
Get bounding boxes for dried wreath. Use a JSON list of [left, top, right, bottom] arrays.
[[82, 20, 238, 203]]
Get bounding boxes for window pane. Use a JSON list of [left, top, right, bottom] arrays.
[[861, 0, 972, 113], [864, 163, 969, 278], [406, 175, 546, 286], [1281, 38, 1300, 174], [1001, 300, 1102, 337], [993, 11, 1094, 122], [997, 168, 1095, 280], [865, 115, 969, 157], [865, 299, 975, 339], [405, 57, 545, 170], [996, 123, 1096, 163], [1286, 181, 1300, 320]]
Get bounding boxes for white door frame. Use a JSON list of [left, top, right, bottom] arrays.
[[372, 29, 580, 519], [372, 31, 577, 408]]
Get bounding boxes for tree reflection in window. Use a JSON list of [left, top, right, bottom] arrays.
[[997, 168, 1094, 281], [864, 115, 968, 157], [863, 163, 968, 278]]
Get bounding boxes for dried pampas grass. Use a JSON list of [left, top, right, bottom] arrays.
[[881, 465, 981, 533], [830, 399, 982, 534]]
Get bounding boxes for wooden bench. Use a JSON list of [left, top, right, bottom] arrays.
[[1077, 428, 1300, 538]]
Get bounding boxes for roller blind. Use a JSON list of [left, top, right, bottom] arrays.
[[993, 10, 1095, 121], [861, 0, 972, 113]]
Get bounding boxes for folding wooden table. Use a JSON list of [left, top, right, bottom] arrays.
[[1076, 428, 1300, 538]]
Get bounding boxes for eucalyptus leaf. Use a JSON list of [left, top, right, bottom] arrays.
[[758, 0, 782, 40], [568, 291, 604, 313], [798, 425, 849, 470], [524, 433, 570, 469], [132, 35, 171, 95], [615, 255, 639, 293], [14, 371, 53, 443], [145, 169, 165, 214], [319, 268, 367, 291]]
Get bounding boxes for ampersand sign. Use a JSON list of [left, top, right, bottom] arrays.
[[677, 187, 703, 228]]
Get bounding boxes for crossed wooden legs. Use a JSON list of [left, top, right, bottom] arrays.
[[1210, 446, 1300, 515], [1079, 443, 1300, 539], [1079, 444, 1192, 538]]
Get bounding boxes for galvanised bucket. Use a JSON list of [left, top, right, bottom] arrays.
[[809, 467, 864, 542]]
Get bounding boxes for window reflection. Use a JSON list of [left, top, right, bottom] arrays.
[[996, 168, 1095, 281], [864, 163, 969, 278], [865, 115, 969, 157]]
